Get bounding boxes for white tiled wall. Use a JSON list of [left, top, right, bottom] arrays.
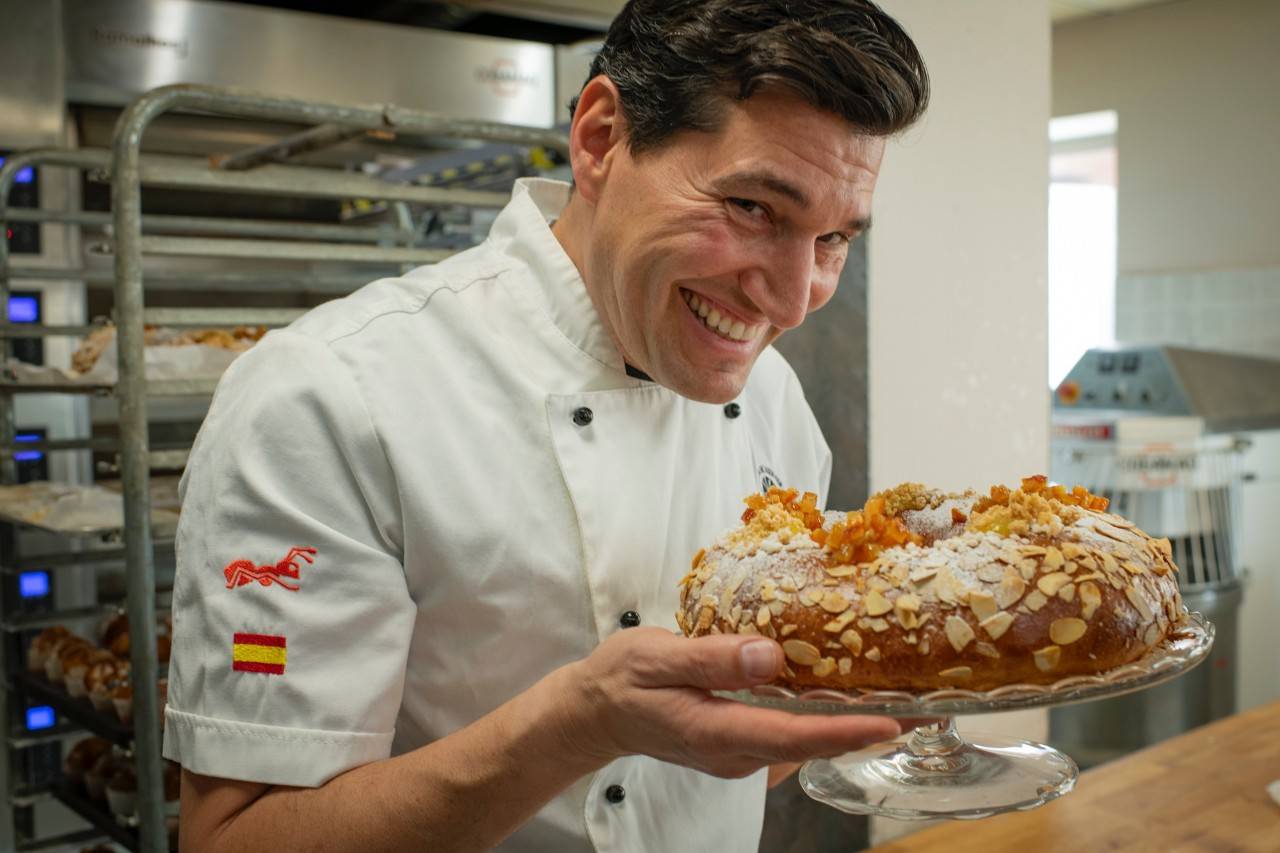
[[1116, 266, 1280, 359]]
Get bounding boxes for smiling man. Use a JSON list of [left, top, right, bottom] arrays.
[[165, 2, 929, 851]]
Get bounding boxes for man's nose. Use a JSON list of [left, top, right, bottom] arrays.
[[741, 239, 815, 330]]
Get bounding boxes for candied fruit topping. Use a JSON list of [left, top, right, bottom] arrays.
[[968, 475, 1109, 537], [815, 494, 923, 567]]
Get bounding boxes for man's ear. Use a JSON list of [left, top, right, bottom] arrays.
[[568, 75, 628, 206]]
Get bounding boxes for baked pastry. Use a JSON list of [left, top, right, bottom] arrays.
[[64, 737, 111, 787], [27, 626, 70, 672], [677, 477, 1184, 691]]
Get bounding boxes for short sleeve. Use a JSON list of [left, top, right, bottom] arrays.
[[163, 330, 415, 787]]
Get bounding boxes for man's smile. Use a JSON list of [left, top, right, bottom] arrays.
[[679, 287, 765, 344]]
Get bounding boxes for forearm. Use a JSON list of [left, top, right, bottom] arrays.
[[196, 664, 604, 853]]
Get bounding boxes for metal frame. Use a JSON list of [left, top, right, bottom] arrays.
[[0, 83, 567, 852]]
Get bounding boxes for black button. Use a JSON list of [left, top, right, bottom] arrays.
[[619, 610, 641, 628], [572, 407, 594, 427], [723, 402, 741, 419], [605, 784, 626, 804]]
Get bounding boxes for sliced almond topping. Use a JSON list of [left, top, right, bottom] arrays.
[[1037, 572, 1072, 596], [769, 599, 786, 617], [1078, 555, 1099, 571], [868, 618, 890, 633], [755, 607, 772, 628], [1018, 559, 1038, 580], [1034, 645, 1062, 671], [781, 624, 798, 637], [968, 590, 999, 621], [1062, 560, 1079, 575], [737, 622, 759, 636], [918, 637, 931, 655], [1058, 582, 1076, 602], [1024, 590, 1049, 612], [975, 641, 1001, 659], [782, 639, 821, 666], [1078, 581, 1101, 620], [1143, 623, 1161, 646], [811, 657, 837, 678], [980, 611, 1014, 640], [1125, 586, 1154, 622], [910, 567, 939, 585], [1020, 546, 1048, 557], [977, 565, 1005, 583], [838, 656, 853, 676], [759, 580, 777, 602], [1043, 546, 1065, 569], [1100, 551, 1121, 575], [895, 593, 921, 612], [695, 605, 715, 632], [692, 547, 707, 569], [1122, 561, 1146, 575], [823, 609, 858, 633], [904, 631, 918, 645], [825, 565, 857, 578], [939, 666, 972, 679], [839, 629, 863, 657], [945, 615, 976, 652], [897, 609, 921, 630], [995, 575, 1027, 609], [798, 588, 818, 607], [1050, 617, 1088, 645], [864, 646, 882, 662], [1062, 542, 1087, 560], [820, 590, 851, 614], [864, 589, 892, 616], [779, 578, 798, 593]]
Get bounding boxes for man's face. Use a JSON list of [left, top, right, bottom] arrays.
[[580, 89, 885, 404]]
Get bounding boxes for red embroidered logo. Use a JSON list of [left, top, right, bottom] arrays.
[[223, 546, 316, 592]]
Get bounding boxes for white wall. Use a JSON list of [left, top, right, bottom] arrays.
[[1053, 0, 1280, 276], [867, 0, 1051, 842], [870, 0, 1051, 492]]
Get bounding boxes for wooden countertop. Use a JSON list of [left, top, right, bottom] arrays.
[[868, 700, 1280, 853]]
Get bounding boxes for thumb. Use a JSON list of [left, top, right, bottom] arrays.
[[657, 634, 784, 691]]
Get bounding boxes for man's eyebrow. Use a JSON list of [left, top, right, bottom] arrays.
[[713, 170, 872, 234]]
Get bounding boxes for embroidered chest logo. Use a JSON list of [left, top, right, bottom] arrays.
[[223, 546, 316, 592], [232, 633, 286, 675], [757, 464, 782, 493]]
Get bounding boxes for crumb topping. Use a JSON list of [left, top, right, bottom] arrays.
[[967, 475, 1108, 538]]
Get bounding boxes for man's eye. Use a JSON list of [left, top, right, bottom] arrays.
[[818, 232, 851, 247], [728, 198, 767, 218]]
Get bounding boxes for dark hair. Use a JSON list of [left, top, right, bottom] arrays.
[[570, 0, 929, 152]]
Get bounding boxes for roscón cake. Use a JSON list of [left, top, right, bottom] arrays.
[[677, 477, 1184, 691]]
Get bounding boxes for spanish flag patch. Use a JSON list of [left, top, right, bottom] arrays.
[[232, 633, 286, 675]]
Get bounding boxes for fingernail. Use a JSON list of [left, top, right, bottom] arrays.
[[740, 640, 780, 679]]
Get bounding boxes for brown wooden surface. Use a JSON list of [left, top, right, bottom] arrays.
[[868, 700, 1280, 853]]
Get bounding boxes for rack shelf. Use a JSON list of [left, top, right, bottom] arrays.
[[11, 673, 134, 747], [50, 778, 139, 851]]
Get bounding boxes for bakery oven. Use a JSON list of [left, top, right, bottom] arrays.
[[1049, 345, 1280, 767]]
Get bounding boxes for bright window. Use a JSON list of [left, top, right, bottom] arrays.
[[1048, 110, 1117, 388]]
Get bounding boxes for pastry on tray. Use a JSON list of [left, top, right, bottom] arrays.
[[677, 476, 1183, 692]]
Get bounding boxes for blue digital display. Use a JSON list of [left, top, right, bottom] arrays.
[[14, 432, 42, 463], [19, 571, 49, 598], [25, 705, 56, 731], [0, 157, 36, 185], [8, 295, 38, 323]]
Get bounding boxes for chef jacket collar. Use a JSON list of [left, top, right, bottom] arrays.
[[489, 178, 627, 374]]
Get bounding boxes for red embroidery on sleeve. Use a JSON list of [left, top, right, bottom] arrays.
[[223, 546, 316, 591]]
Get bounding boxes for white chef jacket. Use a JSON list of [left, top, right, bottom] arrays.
[[163, 178, 832, 852]]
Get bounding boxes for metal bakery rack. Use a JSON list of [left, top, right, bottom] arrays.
[[0, 84, 568, 852]]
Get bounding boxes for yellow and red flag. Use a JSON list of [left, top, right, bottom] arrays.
[[232, 633, 286, 675]]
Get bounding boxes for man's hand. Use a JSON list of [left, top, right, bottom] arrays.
[[562, 628, 902, 779]]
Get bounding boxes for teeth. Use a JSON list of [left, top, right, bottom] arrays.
[[683, 289, 755, 343]]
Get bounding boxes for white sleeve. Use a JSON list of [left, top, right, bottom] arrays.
[[163, 330, 415, 787]]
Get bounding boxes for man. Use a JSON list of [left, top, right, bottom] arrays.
[[165, 1, 929, 850]]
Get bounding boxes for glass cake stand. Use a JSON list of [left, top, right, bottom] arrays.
[[715, 610, 1213, 820]]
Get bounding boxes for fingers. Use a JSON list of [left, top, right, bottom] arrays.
[[623, 631, 783, 691], [691, 699, 902, 765]]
